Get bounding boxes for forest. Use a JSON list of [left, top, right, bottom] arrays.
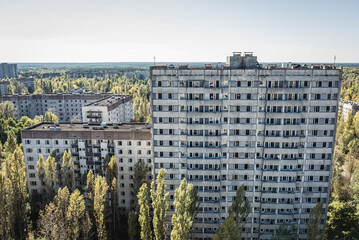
[[1, 68, 359, 239]]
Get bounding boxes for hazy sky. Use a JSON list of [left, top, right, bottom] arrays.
[[0, 0, 358, 63]]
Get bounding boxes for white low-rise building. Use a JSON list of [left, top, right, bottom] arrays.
[[82, 95, 133, 124], [21, 122, 152, 210]]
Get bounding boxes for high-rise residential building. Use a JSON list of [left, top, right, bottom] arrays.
[[21, 122, 152, 210], [0, 93, 133, 123], [150, 52, 341, 240], [0, 63, 18, 79]]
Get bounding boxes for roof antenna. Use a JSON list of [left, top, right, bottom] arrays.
[[334, 55, 336, 67], [154, 56, 156, 65]]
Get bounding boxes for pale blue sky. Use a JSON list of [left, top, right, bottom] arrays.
[[0, 0, 357, 62]]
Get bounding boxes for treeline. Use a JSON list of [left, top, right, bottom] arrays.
[[0, 101, 58, 144], [340, 68, 359, 102], [325, 68, 359, 239]]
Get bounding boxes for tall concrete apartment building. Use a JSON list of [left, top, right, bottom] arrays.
[[0, 93, 133, 123], [0, 63, 18, 79], [22, 122, 152, 210], [150, 52, 341, 239]]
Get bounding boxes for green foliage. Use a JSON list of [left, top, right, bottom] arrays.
[[138, 183, 152, 240], [170, 178, 195, 240], [271, 224, 297, 240], [127, 211, 140, 240], [214, 185, 250, 240], [326, 201, 359, 239], [0, 101, 17, 119], [150, 169, 169, 240], [66, 189, 92, 239], [44, 111, 58, 122], [307, 202, 324, 240], [0, 145, 31, 240], [93, 176, 109, 240], [132, 160, 149, 210], [61, 151, 74, 191], [37, 187, 91, 240], [44, 155, 57, 200]]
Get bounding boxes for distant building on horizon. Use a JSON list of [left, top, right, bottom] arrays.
[[0, 63, 18, 79]]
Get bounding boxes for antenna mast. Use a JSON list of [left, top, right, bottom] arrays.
[[334, 55, 336, 66], [154, 56, 156, 65]]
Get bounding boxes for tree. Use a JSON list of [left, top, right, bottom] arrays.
[[66, 189, 92, 239], [150, 169, 169, 240], [214, 185, 250, 240], [307, 203, 324, 240], [128, 211, 140, 240], [171, 178, 195, 240], [93, 176, 109, 240], [61, 150, 74, 191], [86, 170, 95, 237], [132, 160, 149, 210], [105, 156, 119, 238], [44, 111, 58, 122], [326, 201, 359, 239], [3, 130, 17, 158], [37, 201, 67, 240], [0, 101, 17, 119], [1, 145, 31, 240], [36, 154, 46, 207], [45, 155, 57, 199], [213, 215, 241, 240], [188, 186, 200, 239], [138, 183, 152, 240], [271, 224, 297, 240]]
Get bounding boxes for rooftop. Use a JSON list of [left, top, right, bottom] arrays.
[[22, 122, 151, 132], [83, 94, 132, 108]]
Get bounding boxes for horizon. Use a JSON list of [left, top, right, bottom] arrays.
[[1, 0, 358, 63]]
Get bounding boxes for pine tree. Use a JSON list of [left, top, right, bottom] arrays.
[[150, 169, 169, 240], [307, 202, 324, 240], [171, 178, 195, 240], [93, 176, 109, 240], [138, 183, 152, 240], [61, 150, 74, 191]]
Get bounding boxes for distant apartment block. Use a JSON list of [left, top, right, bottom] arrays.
[[0, 93, 133, 123], [0, 63, 18, 79], [0, 78, 35, 95], [21, 122, 152, 210], [150, 52, 341, 240], [82, 95, 133, 123], [342, 100, 359, 120]]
